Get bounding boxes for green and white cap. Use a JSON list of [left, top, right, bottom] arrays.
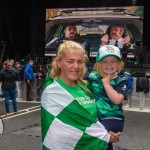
[[96, 45, 121, 62]]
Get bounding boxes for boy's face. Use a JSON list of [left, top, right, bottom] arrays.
[[101, 56, 120, 76], [29, 61, 34, 66]]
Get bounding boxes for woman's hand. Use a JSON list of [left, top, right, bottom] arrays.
[[109, 131, 121, 143]]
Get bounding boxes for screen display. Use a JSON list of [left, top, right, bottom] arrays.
[[45, 6, 144, 70]]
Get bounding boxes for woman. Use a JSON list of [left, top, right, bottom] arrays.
[[41, 41, 120, 150], [0, 61, 18, 114]]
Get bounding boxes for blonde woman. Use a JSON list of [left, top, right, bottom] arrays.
[[41, 41, 120, 150], [88, 45, 128, 150]]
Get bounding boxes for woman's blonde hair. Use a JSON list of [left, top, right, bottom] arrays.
[[94, 57, 124, 77], [50, 40, 88, 80]]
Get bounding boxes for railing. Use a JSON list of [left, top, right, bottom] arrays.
[[1, 77, 150, 110], [130, 77, 150, 109]]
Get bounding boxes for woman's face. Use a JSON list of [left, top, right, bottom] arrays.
[[101, 56, 119, 77], [57, 48, 84, 86]]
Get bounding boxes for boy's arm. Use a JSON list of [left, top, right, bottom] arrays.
[[102, 75, 125, 104]]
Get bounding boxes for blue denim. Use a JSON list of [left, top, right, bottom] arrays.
[[2, 89, 17, 113]]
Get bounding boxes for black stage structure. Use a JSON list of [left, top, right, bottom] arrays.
[[0, 0, 149, 61]]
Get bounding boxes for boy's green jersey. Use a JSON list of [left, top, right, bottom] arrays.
[[88, 71, 128, 120]]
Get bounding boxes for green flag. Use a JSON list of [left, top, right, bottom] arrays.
[[41, 78, 109, 150]]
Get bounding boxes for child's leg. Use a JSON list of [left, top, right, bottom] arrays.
[[100, 119, 124, 132], [100, 119, 124, 150]]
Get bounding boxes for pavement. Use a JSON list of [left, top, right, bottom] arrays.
[[114, 107, 150, 150], [0, 98, 150, 150], [6, 104, 149, 150], [0, 99, 41, 150]]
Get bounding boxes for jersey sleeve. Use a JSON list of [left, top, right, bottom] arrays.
[[115, 79, 128, 99]]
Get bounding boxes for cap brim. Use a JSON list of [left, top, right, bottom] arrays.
[[96, 54, 121, 62]]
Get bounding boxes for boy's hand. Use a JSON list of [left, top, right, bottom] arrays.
[[102, 73, 111, 85]]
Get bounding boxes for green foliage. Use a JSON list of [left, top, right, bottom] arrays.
[[134, 6, 144, 18]]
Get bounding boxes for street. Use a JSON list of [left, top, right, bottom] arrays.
[[0, 100, 41, 150], [115, 108, 150, 150], [0, 99, 150, 150]]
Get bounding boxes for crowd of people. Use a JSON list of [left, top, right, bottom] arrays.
[[0, 58, 48, 115]]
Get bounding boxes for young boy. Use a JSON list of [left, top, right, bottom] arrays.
[[87, 45, 128, 150]]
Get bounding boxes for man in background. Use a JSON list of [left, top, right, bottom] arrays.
[[24, 60, 34, 101], [15, 62, 24, 100], [46, 24, 90, 55], [100, 24, 131, 50]]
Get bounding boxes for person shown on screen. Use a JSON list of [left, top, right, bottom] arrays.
[[87, 45, 128, 150], [63, 24, 78, 40], [41, 41, 120, 150], [100, 24, 131, 50], [46, 24, 90, 54]]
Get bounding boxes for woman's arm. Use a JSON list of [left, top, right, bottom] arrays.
[[109, 131, 121, 143]]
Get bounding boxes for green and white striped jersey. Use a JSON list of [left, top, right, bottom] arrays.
[[88, 71, 127, 120]]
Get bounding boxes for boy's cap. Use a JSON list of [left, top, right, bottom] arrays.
[[124, 70, 130, 75], [96, 45, 121, 62]]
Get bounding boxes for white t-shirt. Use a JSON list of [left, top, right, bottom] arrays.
[[108, 38, 124, 49]]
